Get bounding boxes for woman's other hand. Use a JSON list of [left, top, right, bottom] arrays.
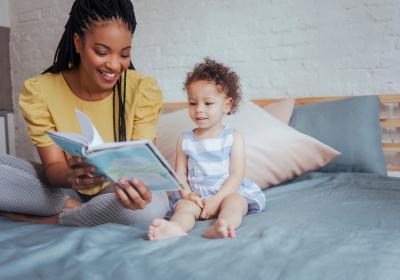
[[114, 178, 152, 210], [66, 156, 105, 190]]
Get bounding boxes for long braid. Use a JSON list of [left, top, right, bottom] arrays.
[[112, 70, 127, 141], [43, 0, 137, 142]]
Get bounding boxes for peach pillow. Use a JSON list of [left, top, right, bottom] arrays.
[[156, 100, 340, 189], [262, 98, 295, 124]]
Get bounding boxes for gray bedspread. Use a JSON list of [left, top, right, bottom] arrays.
[[1, 172, 400, 280]]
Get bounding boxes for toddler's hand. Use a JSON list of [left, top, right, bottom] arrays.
[[200, 196, 221, 220], [187, 192, 204, 208], [181, 190, 203, 208]]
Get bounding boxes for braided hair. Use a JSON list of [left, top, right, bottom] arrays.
[[43, 0, 137, 142]]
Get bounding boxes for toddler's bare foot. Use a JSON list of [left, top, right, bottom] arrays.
[[202, 219, 236, 239], [0, 211, 58, 224], [147, 219, 187, 240]]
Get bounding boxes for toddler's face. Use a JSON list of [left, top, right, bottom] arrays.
[[187, 80, 232, 130]]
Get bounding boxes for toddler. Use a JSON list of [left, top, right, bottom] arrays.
[[148, 58, 266, 240]]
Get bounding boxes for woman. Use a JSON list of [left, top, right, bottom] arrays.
[[0, 0, 170, 226]]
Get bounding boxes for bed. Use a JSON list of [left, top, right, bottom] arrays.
[[1, 94, 399, 280]]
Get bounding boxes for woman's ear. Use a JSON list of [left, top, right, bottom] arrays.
[[73, 33, 81, 54]]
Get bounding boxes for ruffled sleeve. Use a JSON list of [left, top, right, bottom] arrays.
[[131, 77, 163, 140], [19, 76, 55, 147]]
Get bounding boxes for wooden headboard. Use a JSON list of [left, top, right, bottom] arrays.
[[163, 94, 400, 173]]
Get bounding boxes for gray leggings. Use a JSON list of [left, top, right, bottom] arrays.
[[0, 154, 170, 226]]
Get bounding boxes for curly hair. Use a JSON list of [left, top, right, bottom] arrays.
[[183, 57, 242, 114]]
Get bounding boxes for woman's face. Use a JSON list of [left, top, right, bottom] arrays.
[[74, 19, 132, 93]]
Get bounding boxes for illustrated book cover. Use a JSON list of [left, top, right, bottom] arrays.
[[47, 109, 182, 191]]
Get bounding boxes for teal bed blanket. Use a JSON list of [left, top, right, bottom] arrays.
[[1, 172, 400, 280]]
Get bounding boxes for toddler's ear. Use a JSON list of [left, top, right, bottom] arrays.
[[225, 97, 233, 114]]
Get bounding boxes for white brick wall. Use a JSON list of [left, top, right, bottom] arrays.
[[0, 0, 10, 27], [132, 0, 400, 101], [9, 0, 400, 160], [10, 0, 73, 160]]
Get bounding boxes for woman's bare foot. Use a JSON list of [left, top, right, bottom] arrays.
[[202, 219, 236, 239], [0, 197, 81, 225], [0, 211, 58, 224], [148, 219, 187, 240], [62, 197, 82, 211]]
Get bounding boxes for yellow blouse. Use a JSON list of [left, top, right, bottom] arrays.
[[19, 70, 163, 195]]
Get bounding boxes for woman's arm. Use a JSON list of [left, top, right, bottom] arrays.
[[37, 145, 69, 187]]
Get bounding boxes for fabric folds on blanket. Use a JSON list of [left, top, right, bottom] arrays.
[[0, 172, 400, 280]]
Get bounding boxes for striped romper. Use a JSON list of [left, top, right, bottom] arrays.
[[171, 127, 266, 214]]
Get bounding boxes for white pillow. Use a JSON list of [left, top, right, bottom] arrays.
[[156, 100, 340, 189], [262, 98, 295, 124]]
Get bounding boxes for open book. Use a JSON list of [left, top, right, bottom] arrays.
[[47, 109, 182, 192]]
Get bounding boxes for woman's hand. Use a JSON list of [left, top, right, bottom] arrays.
[[114, 178, 152, 210], [200, 196, 222, 220], [66, 156, 105, 190]]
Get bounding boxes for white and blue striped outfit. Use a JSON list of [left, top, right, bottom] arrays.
[[171, 127, 265, 214]]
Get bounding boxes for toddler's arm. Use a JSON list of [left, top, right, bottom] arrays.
[[175, 134, 190, 190], [199, 131, 246, 219], [174, 133, 203, 207], [214, 130, 246, 200]]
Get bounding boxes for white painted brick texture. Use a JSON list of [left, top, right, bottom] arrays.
[[9, 0, 400, 161]]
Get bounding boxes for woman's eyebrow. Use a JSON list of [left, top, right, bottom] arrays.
[[94, 43, 110, 49], [94, 43, 131, 51]]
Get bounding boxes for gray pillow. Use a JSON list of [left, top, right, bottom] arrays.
[[289, 96, 387, 175]]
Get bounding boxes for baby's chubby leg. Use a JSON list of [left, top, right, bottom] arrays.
[[148, 199, 202, 241], [202, 193, 248, 239]]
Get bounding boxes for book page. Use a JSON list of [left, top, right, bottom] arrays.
[[76, 109, 104, 148], [90, 140, 149, 152], [47, 131, 88, 156], [85, 143, 181, 191]]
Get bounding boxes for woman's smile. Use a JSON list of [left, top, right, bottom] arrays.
[[97, 69, 119, 83]]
